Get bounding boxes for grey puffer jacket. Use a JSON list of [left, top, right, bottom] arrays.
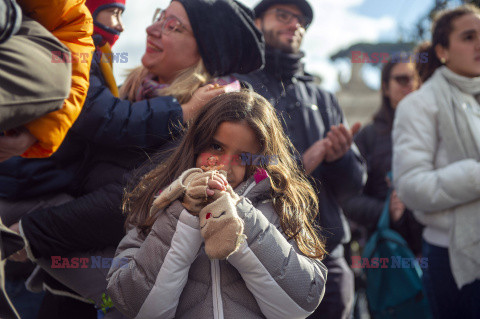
[[106, 175, 327, 319]]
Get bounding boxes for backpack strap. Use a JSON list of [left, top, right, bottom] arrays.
[[376, 171, 393, 230]]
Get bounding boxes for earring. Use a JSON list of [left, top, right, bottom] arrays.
[[440, 57, 446, 64]]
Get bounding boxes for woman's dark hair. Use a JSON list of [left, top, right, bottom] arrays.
[[124, 90, 327, 259], [380, 58, 402, 110], [414, 41, 432, 83], [374, 57, 409, 131], [422, 4, 480, 82]]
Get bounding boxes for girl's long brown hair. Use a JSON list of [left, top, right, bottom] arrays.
[[124, 90, 326, 259]]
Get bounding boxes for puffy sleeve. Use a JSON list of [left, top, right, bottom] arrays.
[[19, 0, 94, 157], [69, 63, 184, 148], [393, 90, 480, 212], [106, 201, 202, 318], [228, 197, 327, 318]]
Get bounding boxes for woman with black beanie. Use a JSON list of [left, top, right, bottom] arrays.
[[5, 1, 264, 318]]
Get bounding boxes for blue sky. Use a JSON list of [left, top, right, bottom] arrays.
[[113, 0, 438, 92], [351, 0, 433, 37], [341, 0, 435, 89]]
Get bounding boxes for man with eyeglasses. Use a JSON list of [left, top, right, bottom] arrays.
[[236, 1, 366, 318]]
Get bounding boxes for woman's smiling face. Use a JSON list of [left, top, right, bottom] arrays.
[[142, 1, 200, 83]]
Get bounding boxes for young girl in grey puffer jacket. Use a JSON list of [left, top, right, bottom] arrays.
[[106, 91, 328, 319]]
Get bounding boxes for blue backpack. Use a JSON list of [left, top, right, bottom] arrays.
[[361, 174, 432, 319]]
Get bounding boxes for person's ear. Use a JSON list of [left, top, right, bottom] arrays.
[[435, 44, 448, 64]]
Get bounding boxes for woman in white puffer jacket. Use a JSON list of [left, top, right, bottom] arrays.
[[392, 4, 480, 319]]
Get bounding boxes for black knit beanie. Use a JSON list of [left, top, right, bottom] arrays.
[[176, 0, 265, 77]]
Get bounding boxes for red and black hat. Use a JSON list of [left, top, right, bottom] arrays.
[[86, 0, 126, 46]]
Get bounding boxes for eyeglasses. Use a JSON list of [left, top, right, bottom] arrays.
[[268, 8, 310, 29], [151, 8, 192, 35], [391, 74, 417, 87]]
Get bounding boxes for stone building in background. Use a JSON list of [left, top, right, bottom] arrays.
[[336, 62, 379, 126], [330, 41, 417, 126]]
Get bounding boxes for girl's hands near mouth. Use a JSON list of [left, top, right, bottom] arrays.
[[206, 172, 228, 196]]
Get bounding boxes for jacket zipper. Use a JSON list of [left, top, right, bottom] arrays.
[[210, 179, 255, 318], [211, 259, 224, 319]]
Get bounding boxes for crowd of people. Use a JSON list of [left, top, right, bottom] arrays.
[[0, 0, 479, 318]]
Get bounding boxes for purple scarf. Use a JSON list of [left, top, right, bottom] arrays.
[[134, 74, 240, 102], [135, 73, 170, 101]]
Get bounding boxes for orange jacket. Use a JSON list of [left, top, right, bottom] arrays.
[[18, 0, 94, 157]]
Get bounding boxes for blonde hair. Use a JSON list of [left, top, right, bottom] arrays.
[[119, 59, 212, 103]]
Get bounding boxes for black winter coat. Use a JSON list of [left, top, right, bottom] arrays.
[[236, 49, 366, 255], [0, 134, 85, 200], [17, 51, 184, 259], [342, 105, 423, 255]]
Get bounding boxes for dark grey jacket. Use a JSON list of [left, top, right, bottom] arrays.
[[342, 106, 423, 255]]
